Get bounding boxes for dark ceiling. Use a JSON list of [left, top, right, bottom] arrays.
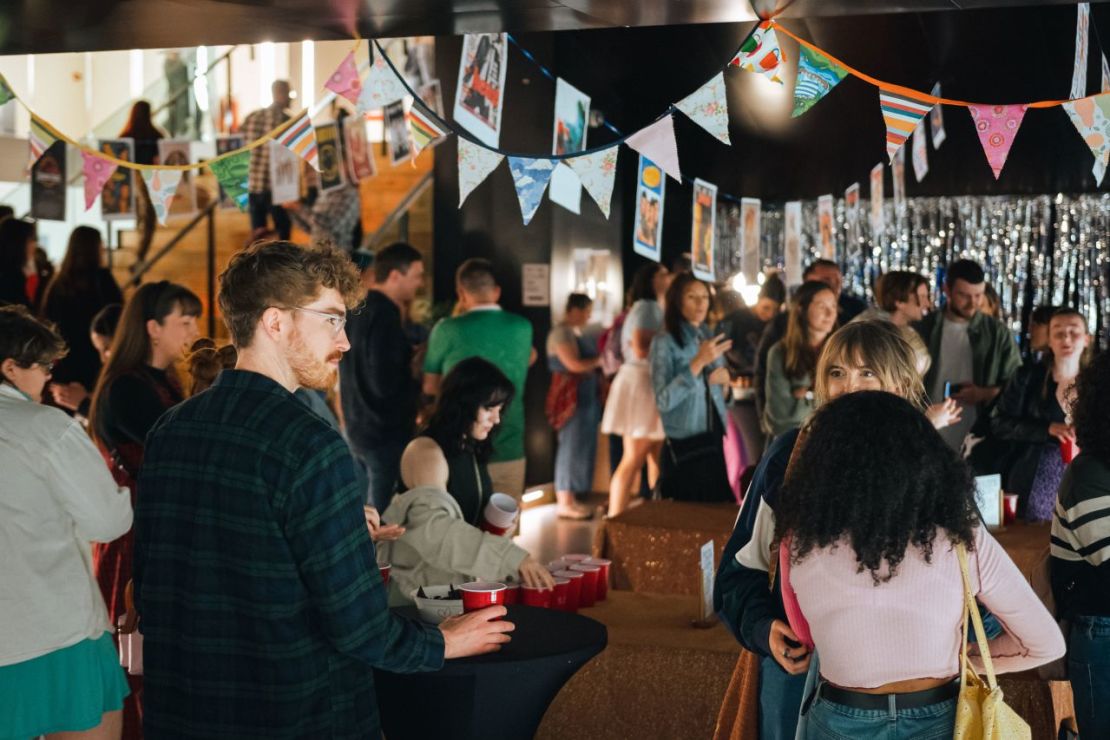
[[0, 0, 1102, 55]]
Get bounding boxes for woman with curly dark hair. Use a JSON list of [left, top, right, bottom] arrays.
[[777, 391, 1063, 738], [1051, 349, 1110, 738]]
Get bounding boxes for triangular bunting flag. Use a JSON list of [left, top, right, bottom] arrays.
[[29, 116, 57, 169], [457, 138, 504, 207], [0, 73, 14, 106], [208, 150, 252, 212], [141, 168, 184, 225], [358, 50, 408, 113], [731, 22, 787, 85], [625, 115, 681, 182], [81, 151, 118, 210], [967, 104, 1028, 180], [674, 72, 731, 145], [325, 52, 362, 104], [879, 90, 933, 162], [1094, 156, 1107, 187], [507, 157, 556, 225], [792, 46, 848, 117], [410, 105, 449, 156], [276, 111, 319, 171], [1062, 93, 1110, 185], [566, 147, 619, 218], [1102, 53, 1110, 93]]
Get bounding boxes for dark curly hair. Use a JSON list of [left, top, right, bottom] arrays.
[[1072, 349, 1110, 467], [774, 391, 980, 584], [422, 356, 515, 465]]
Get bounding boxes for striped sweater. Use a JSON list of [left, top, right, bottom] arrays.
[[1050, 452, 1110, 618]]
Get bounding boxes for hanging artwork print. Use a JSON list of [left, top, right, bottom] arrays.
[[892, 147, 907, 217], [31, 139, 66, 222], [452, 33, 508, 148], [99, 138, 135, 221], [691, 179, 718, 282], [740, 198, 761, 281], [157, 139, 196, 217], [817, 194, 835, 259], [912, 120, 929, 183], [929, 83, 947, 149], [383, 101, 412, 165], [783, 201, 802, 284], [268, 141, 301, 205], [549, 78, 591, 214], [844, 182, 861, 250], [870, 163, 885, 237], [632, 154, 665, 262], [314, 122, 346, 192], [418, 80, 445, 118], [343, 116, 376, 182]]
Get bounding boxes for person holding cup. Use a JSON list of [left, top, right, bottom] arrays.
[[381, 357, 554, 605]]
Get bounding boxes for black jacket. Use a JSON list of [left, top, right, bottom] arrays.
[[41, 268, 123, 388], [989, 360, 1066, 497]]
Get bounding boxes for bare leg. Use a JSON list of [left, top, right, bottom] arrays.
[[645, 440, 663, 489], [556, 490, 592, 519], [47, 709, 123, 740], [607, 436, 653, 518]]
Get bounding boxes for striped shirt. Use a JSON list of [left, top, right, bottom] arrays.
[[242, 104, 288, 193], [1051, 452, 1110, 617], [134, 369, 444, 737]]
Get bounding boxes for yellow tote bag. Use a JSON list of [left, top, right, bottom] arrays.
[[953, 543, 1030, 740]]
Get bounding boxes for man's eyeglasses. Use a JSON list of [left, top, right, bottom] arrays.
[[288, 306, 347, 337]]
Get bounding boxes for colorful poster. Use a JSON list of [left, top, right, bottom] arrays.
[[315, 122, 345, 192], [343, 116, 376, 183], [892, 147, 907, 216], [384, 101, 412, 165], [99, 138, 135, 221], [418, 79, 445, 118], [716, 201, 741, 280], [844, 182, 861, 249], [912, 119, 929, 183], [215, 134, 245, 209], [817, 194, 835, 260], [784, 201, 802, 284], [31, 139, 66, 222], [632, 155, 665, 262], [869, 163, 885, 237], [1072, 3, 1091, 101], [929, 83, 946, 149], [549, 78, 590, 214], [691, 179, 718, 282], [452, 33, 508, 148], [157, 139, 196, 217], [740, 197, 761, 281], [268, 141, 301, 205]]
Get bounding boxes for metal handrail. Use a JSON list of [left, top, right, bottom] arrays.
[[128, 199, 218, 286], [364, 171, 434, 250]]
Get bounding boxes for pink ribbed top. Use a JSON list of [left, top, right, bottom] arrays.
[[790, 525, 1065, 688]]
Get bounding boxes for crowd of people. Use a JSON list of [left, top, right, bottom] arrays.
[[0, 211, 1106, 738]]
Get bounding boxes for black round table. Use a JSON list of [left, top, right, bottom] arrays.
[[375, 605, 607, 740]]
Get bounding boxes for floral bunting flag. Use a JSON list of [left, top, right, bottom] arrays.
[[566, 147, 619, 218], [507, 157, 556, 225], [208, 150, 252, 212], [731, 21, 786, 85], [625, 115, 682, 182], [0, 73, 14, 106], [1062, 93, 1110, 186], [325, 52, 363, 104], [359, 51, 408, 113], [29, 116, 57, 169], [674, 72, 731, 145], [968, 104, 1028, 180], [141, 169, 184, 225], [81, 151, 118, 210], [276, 111, 319, 171], [879, 90, 933, 163], [792, 46, 848, 117], [410, 105, 449, 155], [457, 138, 504, 206]]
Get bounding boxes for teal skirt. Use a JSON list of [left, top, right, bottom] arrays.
[[0, 631, 130, 739]]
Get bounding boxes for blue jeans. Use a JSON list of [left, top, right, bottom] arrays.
[[803, 690, 956, 739], [759, 656, 807, 740], [355, 441, 406, 510], [1069, 615, 1110, 739]]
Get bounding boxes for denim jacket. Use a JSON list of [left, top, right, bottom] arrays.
[[649, 322, 728, 440]]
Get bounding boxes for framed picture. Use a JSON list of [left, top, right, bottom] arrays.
[[99, 138, 135, 221], [632, 155, 665, 262], [452, 33, 508, 148], [691, 179, 717, 282]]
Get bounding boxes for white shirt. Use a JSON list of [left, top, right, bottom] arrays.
[[0, 382, 133, 666], [931, 317, 977, 450]]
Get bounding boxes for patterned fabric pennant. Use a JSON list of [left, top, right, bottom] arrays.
[[879, 90, 933, 162], [792, 46, 848, 117], [208, 150, 251, 212], [731, 22, 787, 85], [276, 111, 319, 171], [358, 51, 408, 113], [410, 105, 449, 155], [968, 104, 1028, 180], [0, 73, 14, 106], [566, 147, 619, 218], [1063, 93, 1110, 183], [675, 73, 731, 145], [29, 116, 57, 168], [625, 115, 681, 182], [81, 151, 118, 210], [1102, 52, 1110, 94], [457, 138, 504, 206], [325, 52, 362, 104], [507, 157, 556, 225], [141, 169, 184, 225]]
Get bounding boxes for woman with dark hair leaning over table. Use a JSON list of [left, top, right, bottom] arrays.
[[1051, 348, 1110, 738]]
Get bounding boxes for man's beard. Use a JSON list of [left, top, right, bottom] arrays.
[[288, 328, 340, 391], [950, 302, 976, 321]]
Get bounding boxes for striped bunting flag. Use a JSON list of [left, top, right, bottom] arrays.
[[276, 111, 319, 171], [879, 90, 932, 163], [29, 115, 57, 169], [410, 105, 448, 155]]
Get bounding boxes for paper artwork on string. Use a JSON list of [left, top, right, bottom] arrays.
[[1062, 93, 1110, 186], [268, 141, 301, 204], [632, 154, 665, 262], [325, 52, 362, 104], [911, 120, 929, 183], [844, 182, 861, 250], [507, 157, 556, 225], [731, 21, 786, 85], [929, 83, 946, 149], [792, 46, 848, 118], [549, 78, 591, 214], [625, 115, 681, 182], [314, 122, 346, 192], [215, 135, 246, 209], [566, 147, 619, 219], [141, 169, 184, 225], [739, 198, 761, 281], [675, 72, 731, 145], [716, 201, 741, 281], [31, 140, 66, 222], [967, 104, 1028, 180], [1072, 3, 1090, 101], [457, 138, 504, 206], [208, 150, 251, 212], [383, 101, 412, 166], [783, 201, 803, 284], [892, 147, 907, 217], [157, 139, 197, 217], [452, 33, 508, 148], [81, 151, 117, 211], [869, 162, 885, 237], [418, 80, 445, 118], [98, 139, 135, 221], [359, 49, 409, 113], [691, 179, 718, 282], [879, 90, 932, 163], [404, 43, 434, 90], [817, 194, 835, 260], [343, 116, 376, 182]]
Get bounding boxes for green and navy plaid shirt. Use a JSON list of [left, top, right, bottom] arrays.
[[134, 369, 444, 738]]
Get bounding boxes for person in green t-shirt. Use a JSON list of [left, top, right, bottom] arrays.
[[423, 258, 536, 501]]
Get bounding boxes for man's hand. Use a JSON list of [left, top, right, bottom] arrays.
[[768, 619, 812, 675], [50, 382, 88, 412], [440, 608, 515, 659]]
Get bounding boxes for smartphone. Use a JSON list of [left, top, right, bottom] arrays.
[[944, 381, 963, 399]]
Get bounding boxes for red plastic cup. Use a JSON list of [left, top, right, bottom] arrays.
[[379, 563, 391, 586], [1061, 438, 1078, 465], [550, 577, 571, 611], [479, 493, 519, 535], [502, 583, 520, 605], [570, 563, 601, 607], [554, 569, 583, 612], [459, 582, 507, 615], [584, 557, 611, 601], [521, 584, 553, 608], [547, 559, 567, 573], [1003, 494, 1019, 525], [562, 553, 590, 564]]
